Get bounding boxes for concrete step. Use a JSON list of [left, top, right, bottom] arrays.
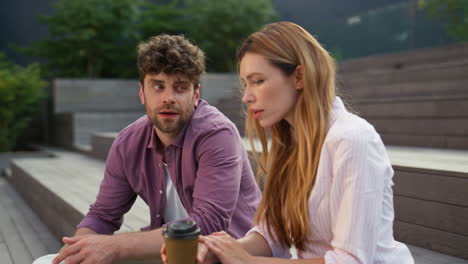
[[407, 244, 468, 264], [8, 147, 150, 241], [89, 132, 118, 160], [53, 79, 143, 114], [54, 111, 144, 150]]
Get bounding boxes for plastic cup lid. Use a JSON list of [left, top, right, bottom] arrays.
[[163, 220, 200, 239]]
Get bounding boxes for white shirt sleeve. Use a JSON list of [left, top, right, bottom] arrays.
[[325, 125, 392, 264], [246, 225, 292, 259]]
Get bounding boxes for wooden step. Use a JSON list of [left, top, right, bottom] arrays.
[[9, 148, 151, 241], [338, 42, 468, 75], [0, 177, 61, 263]]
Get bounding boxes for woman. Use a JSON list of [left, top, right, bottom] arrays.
[[163, 21, 414, 264]]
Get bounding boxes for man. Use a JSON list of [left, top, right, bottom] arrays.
[[53, 35, 261, 264]]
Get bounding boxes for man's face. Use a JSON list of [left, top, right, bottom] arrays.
[[139, 73, 200, 137]]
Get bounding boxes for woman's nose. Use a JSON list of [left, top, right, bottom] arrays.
[[242, 90, 255, 104]]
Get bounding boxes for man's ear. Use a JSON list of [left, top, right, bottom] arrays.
[[193, 84, 201, 106], [139, 82, 145, 104], [294, 65, 304, 91]]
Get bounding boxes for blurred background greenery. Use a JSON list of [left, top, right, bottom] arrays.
[[3, 0, 467, 78], [0, 53, 46, 151], [14, 0, 276, 77]]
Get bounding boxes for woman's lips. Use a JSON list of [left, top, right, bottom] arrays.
[[252, 110, 264, 119]]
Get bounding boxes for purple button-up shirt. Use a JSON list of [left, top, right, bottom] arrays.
[[77, 100, 261, 238]]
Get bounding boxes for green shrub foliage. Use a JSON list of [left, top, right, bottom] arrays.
[[0, 53, 46, 151]]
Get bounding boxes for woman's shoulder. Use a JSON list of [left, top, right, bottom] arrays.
[[325, 110, 382, 152]]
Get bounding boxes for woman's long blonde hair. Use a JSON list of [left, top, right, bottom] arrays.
[[238, 22, 336, 250]]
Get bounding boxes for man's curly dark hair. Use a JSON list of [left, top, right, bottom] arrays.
[[137, 34, 205, 86]]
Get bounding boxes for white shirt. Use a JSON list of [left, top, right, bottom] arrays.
[[163, 163, 189, 222], [248, 97, 414, 264]]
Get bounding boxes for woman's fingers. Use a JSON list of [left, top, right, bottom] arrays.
[[160, 243, 167, 264], [203, 238, 223, 255], [211, 231, 229, 237], [196, 242, 208, 263]]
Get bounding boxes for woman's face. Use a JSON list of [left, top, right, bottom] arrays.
[[240, 52, 300, 128]]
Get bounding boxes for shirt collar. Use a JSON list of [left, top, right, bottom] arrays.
[[328, 96, 346, 129]]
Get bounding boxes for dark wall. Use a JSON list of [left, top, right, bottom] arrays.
[[0, 0, 56, 65]]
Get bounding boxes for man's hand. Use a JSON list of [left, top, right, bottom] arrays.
[[52, 234, 120, 264]]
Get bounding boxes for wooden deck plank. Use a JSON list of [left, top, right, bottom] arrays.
[[0, 180, 33, 264], [393, 170, 468, 206], [0, 179, 50, 259], [3, 178, 61, 255], [0, 243, 13, 264], [394, 196, 468, 235], [395, 221, 468, 259]]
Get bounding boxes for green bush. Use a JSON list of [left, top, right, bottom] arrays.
[[186, 0, 277, 72], [0, 53, 46, 152]]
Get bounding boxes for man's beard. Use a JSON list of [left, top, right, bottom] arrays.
[[147, 105, 190, 135]]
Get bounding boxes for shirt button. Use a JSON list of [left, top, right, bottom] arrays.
[[159, 190, 163, 194], [156, 214, 161, 218]]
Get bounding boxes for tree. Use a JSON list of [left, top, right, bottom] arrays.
[[186, 0, 277, 72], [419, 0, 468, 42], [19, 0, 143, 78], [139, 0, 189, 41]]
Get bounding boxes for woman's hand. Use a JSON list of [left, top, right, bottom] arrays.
[[160, 242, 168, 264], [200, 231, 254, 264], [197, 240, 219, 264]]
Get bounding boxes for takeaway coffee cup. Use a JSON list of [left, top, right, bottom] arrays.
[[163, 220, 201, 264]]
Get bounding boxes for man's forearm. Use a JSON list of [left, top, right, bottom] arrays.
[[115, 228, 164, 260], [71, 227, 164, 261]]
